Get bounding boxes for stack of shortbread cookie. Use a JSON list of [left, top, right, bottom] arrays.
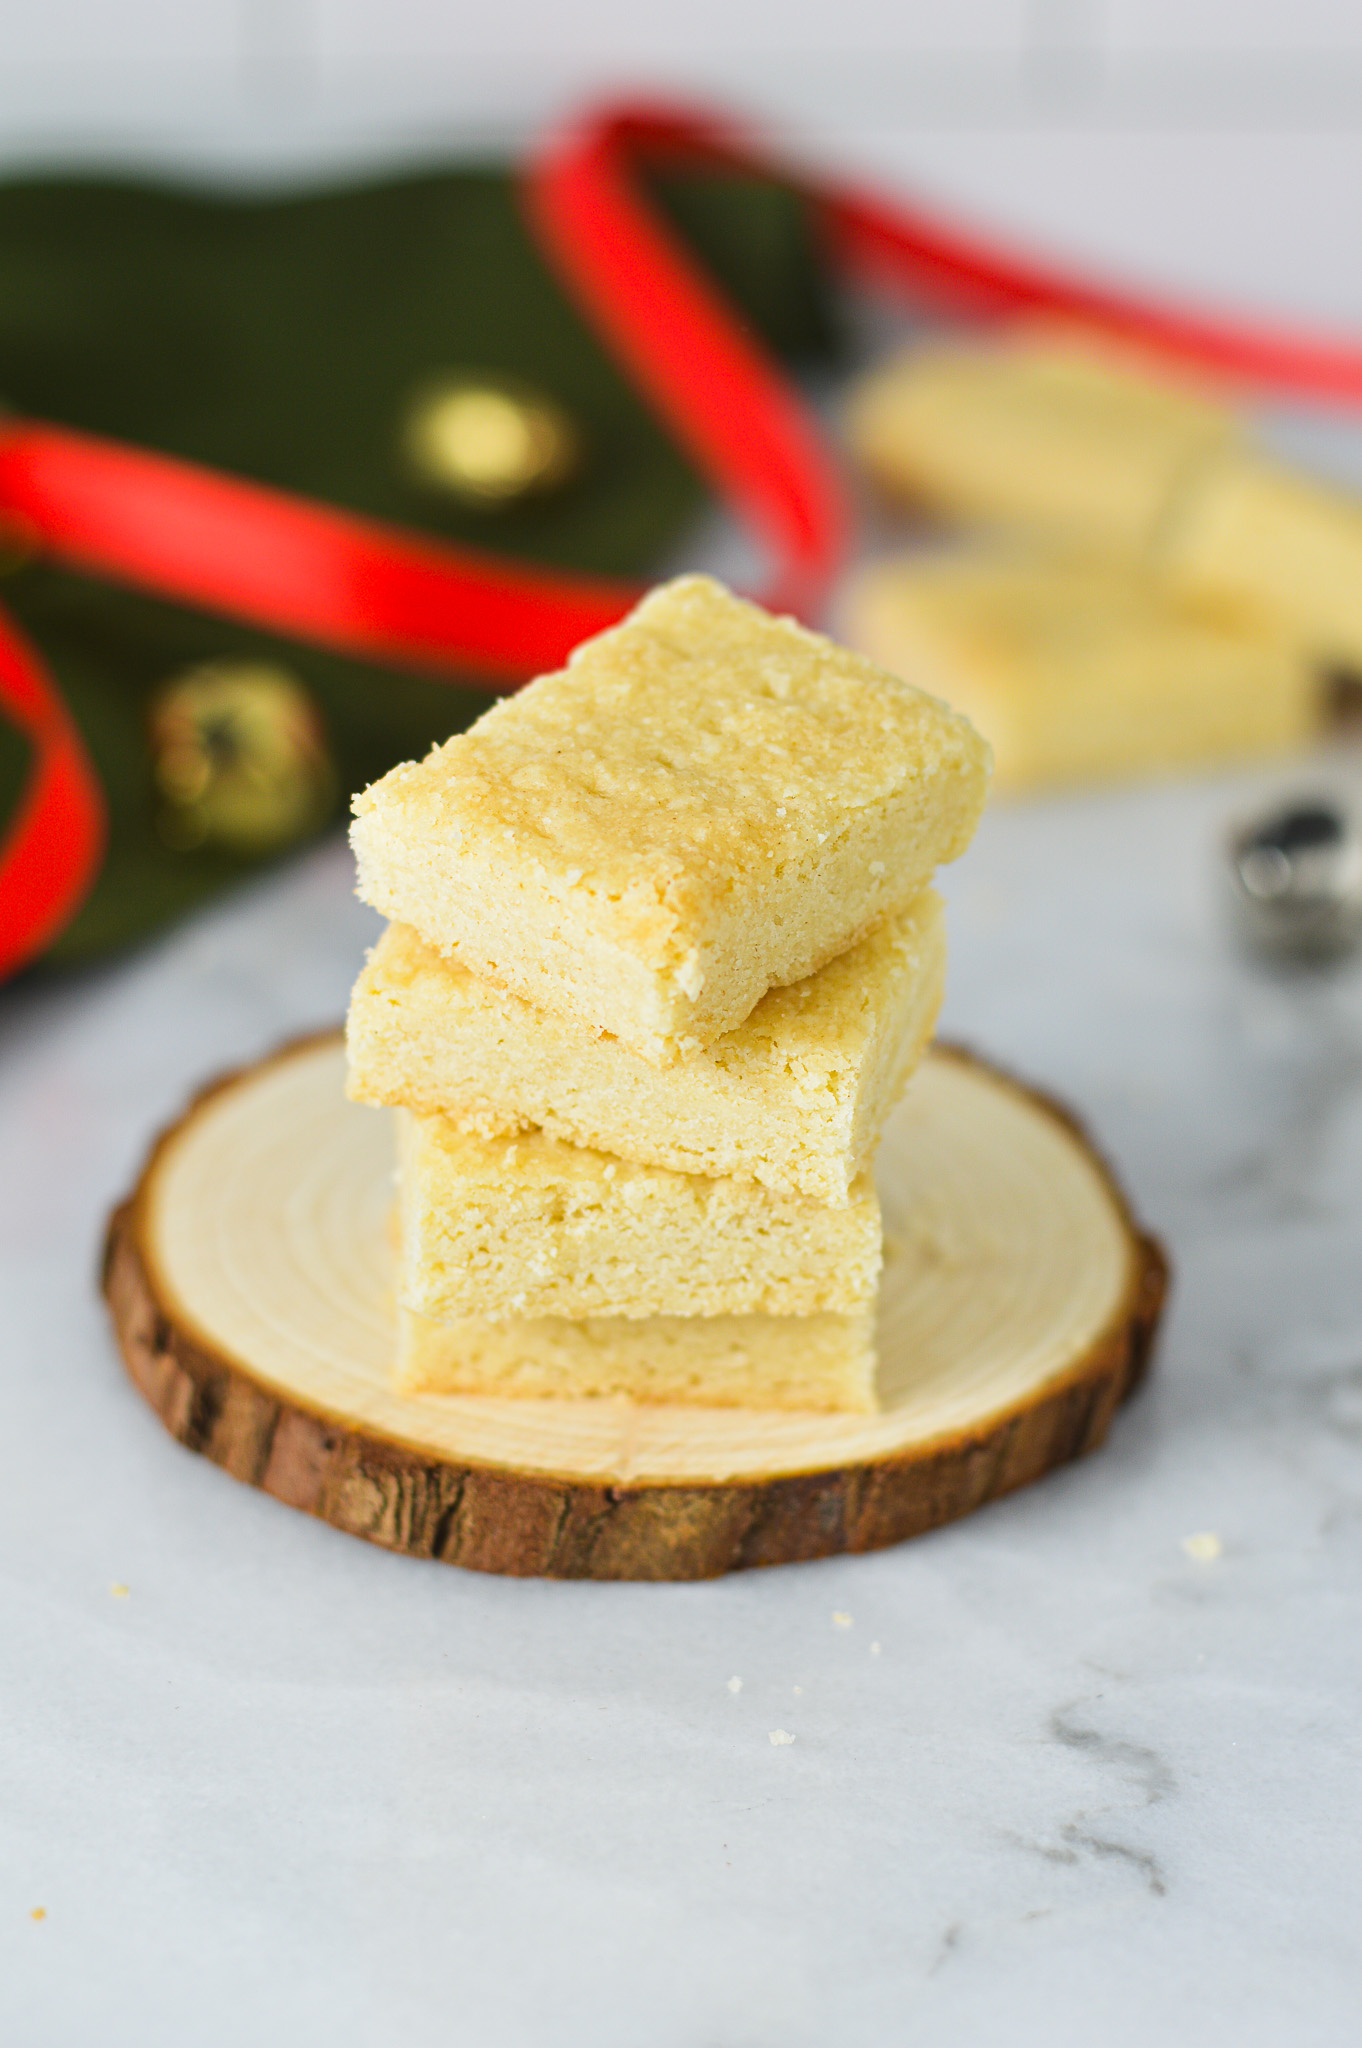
[[345, 575, 990, 1412]]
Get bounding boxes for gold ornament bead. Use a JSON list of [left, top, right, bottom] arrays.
[[401, 373, 582, 506], [149, 661, 335, 856]]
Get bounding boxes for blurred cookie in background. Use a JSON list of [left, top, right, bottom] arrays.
[[1156, 453, 1362, 677], [844, 328, 1240, 558], [840, 547, 1317, 794], [841, 327, 1362, 789]]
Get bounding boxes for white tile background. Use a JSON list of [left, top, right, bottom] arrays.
[[2, 2, 1362, 323]]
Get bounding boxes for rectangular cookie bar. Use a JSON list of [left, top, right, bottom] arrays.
[[396, 1305, 877, 1412], [351, 574, 987, 1062], [1159, 452, 1362, 672], [397, 1113, 881, 1322], [842, 550, 1315, 792], [845, 331, 1238, 557], [347, 891, 945, 1207]]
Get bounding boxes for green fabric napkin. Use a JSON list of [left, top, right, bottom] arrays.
[[0, 166, 838, 965]]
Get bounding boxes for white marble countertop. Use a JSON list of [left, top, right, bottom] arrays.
[[3, 763, 1361, 2047]]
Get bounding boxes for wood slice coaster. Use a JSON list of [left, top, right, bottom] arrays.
[[102, 1033, 1166, 1581]]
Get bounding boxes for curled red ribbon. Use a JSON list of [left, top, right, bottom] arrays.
[[7, 95, 1362, 978]]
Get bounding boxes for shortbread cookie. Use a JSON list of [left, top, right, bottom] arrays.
[[351, 575, 987, 1062], [846, 331, 1238, 557], [397, 1113, 881, 1322], [1159, 452, 1362, 672], [396, 1304, 877, 1412], [843, 549, 1315, 791], [347, 892, 945, 1206]]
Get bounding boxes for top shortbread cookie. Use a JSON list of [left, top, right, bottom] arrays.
[[351, 575, 989, 1061]]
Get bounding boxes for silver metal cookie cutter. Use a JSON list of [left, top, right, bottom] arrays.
[[1227, 789, 1362, 964]]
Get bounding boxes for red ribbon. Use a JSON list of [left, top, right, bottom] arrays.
[[524, 110, 853, 618], [8, 95, 1362, 978], [0, 601, 105, 981], [0, 423, 640, 682]]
